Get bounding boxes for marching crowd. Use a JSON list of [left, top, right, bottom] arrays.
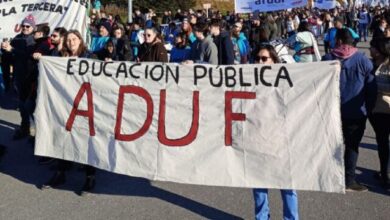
[[0, 3, 389, 220]]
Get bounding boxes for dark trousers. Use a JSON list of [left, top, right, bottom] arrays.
[[342, 118, 367, 186], [1, 61, 11, 91], [369, 113, 390, 180], [57, 160, 96, 177]]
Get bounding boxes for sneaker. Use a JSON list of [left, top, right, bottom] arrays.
[[41, 172, 66, 189], [12, 129, 30, 140], [38, 157, 55, 165], [346, 182, 368, 192], [79, 175, 95, 196]]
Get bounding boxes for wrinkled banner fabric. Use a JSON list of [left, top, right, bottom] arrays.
[[0, 0, 88, 39], [235, 0, 308, 13], [35, 57, 345, 193]]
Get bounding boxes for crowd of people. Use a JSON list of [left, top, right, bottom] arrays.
[[0, 3, 389, 219]]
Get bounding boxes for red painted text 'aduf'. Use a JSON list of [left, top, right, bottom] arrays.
[[66, 84, 255, 147]]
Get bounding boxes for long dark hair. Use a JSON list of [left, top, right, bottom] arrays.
[[61, 30, 87, 57]]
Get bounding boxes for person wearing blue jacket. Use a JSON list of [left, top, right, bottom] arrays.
[[170, 32, 191, 63], [231, 23, 251, 64], [324, 16, 359, 51], [90, 21, 111, 53], [322, 28, 376, 192]]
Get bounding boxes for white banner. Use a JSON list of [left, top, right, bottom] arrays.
[[0, 0, 89, 39], [35, 57, 345, 193], [313, 0, 338, 9], [235, 0, 308, 13]]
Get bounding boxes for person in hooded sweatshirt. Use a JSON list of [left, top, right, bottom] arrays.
[[287, 21, 321, 63], [183, 22, 218, 65], [322, 28, 376, 192]]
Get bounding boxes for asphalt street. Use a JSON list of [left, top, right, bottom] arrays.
[[0, 39, 389, 220]]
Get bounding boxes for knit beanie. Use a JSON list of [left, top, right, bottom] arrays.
[[99, 21, 112, 34], [22, 14, 36, 28]]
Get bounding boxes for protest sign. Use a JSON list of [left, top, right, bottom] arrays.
[[313, 0, 338, 9], [235, 0, 308, 13], [0, 0, 88, 39], [35, 57, 345, 193]]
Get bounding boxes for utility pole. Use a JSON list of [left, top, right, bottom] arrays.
[[128, 0, 132, 23]]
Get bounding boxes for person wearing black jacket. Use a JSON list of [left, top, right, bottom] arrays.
[[111, 26, 132, 61], [1, 15, 36, 140], [209, 19, 234, 65], [372, 17, 387, 41]]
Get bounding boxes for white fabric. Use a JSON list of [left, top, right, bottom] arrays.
[[235, 0, 308, 13], [35, 57, 345, 193], [0, 0, 88, 39], [313, 0, 338, 9]]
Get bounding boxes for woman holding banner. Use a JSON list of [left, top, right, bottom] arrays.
[[252, 44, 299, 220], [42, 30, 97, 196]]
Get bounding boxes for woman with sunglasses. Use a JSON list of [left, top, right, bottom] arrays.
[[137, 27, 168, 62], [42, 30, 97, 196], [252, 44, 299, 220]]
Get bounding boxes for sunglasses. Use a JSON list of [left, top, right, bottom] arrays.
[[22, 25, 31, 28], [255, 56, 271, 62]]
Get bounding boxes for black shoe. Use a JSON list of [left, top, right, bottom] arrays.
[[346, 182, 368, 192], [38, 157, 55, 165], [41, 172, 66, 189], [12, 129, 30, 140], [79, 176, 95, 196]]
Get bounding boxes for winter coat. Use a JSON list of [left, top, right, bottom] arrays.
[[190, 35, 218, 65], [213, 31, 235, 65], [138, 41, 168, 62], [322, 48, 376, 119]]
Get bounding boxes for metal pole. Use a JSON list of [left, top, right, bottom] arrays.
[[128, 0, 133, 23]]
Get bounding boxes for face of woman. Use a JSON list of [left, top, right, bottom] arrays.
[[385, 28, 390, 37], [182, 22, 190, 31], [255, 49, 274, 64], [66, 33, 81, 55], [144, 30, 156, 43], [114, 29, 122, 39]]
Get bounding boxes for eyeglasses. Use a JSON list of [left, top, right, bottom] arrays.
[[22, 25, 31, 28], [255, 56, 271, 63]]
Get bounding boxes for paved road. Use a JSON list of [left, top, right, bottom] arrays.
[[0, 39, 389, 220]]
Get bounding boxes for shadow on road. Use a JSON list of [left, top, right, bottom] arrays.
[[0, 118, 241, 219], [356, 166, 390, 196], [0, 89, 19, 110], [360, 142, 378, 151]]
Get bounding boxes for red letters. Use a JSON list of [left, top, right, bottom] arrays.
[[66, 83, 95, 136], [225, 91, 256, 146], [158, 90, 199, 146], [115, 85, 154, 141]]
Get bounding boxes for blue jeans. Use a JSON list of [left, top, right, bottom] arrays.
[[253, 189, 299, 220], [358, 23, 368, 41]]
